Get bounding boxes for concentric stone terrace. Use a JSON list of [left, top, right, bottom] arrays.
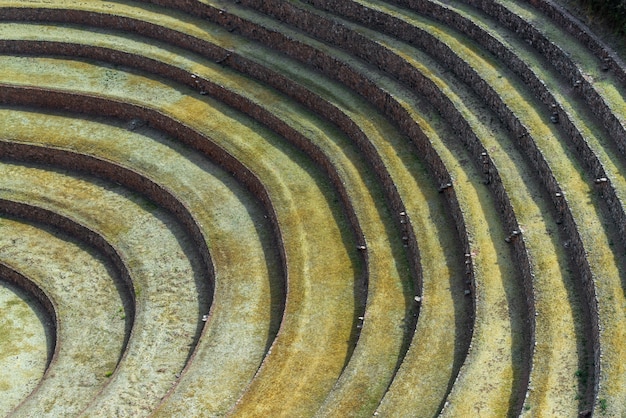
[[1, 0, 625, 416]]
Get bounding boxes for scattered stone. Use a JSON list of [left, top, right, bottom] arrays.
[[127, 118, 146, 131], [601, 58, 611, 71], [438, 182, 453, 192], [216, 53, 231, 64], [505, 229, 521, 243], [550, 112, 559, 124]]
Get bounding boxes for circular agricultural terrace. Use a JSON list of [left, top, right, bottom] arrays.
[[0, 0, 625, 416]]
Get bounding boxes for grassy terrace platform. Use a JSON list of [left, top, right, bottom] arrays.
[[277, 0, 623, 413], [0, 7, 463, 414], [1, 0, 625, 416]]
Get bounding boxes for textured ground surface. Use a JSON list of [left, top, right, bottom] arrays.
[[1, 0, 625, 416]]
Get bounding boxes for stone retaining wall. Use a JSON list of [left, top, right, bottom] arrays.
[[224, 0, 538, 408], [291, 0, 604, 404], [163, 0, 477, 316], [0, 82, 297, 332], [0, 14, 426, 311], [0, 135, 214, 302], [456, 0, 626, 162], [525, 0, 626, 84]]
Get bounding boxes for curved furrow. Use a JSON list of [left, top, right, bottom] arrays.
[[151, 2, 512, 413], [194, 9, 508, 414], [0, 263, 55, 416], [0, 107, 282, 416], [0, 56, 362, 415]]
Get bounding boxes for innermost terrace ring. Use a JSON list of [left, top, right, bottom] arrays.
[[0, 267, 55, 416]]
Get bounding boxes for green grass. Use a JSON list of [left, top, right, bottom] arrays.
[[239, 2, 535, 413], [366, 2, 601, 413], [0, 29, 359, 417], [492, 0, 626, 136], [429, 4, 626, 413], [163, 0, 520, 412], [333, 2, 626, 413], [419, 11, 626, 415]]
